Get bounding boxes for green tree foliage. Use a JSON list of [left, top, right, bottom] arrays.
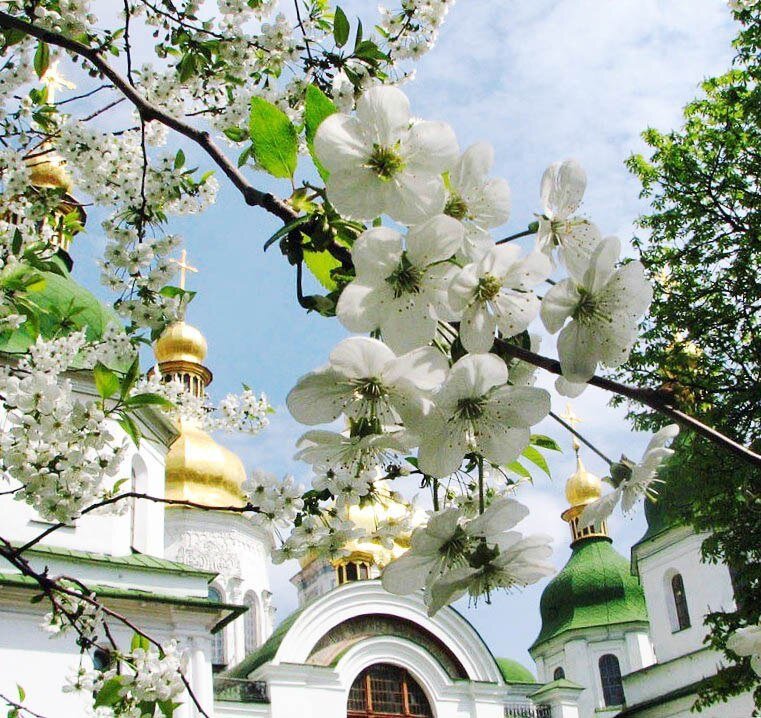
[[621, 8, 760, 710]]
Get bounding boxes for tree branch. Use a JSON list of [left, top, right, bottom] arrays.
[[496, 339, 761, 468], [0, 10, 297, 224], [13, 492, 260, 556]]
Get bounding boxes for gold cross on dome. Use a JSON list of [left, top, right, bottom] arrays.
[[41, 61, 76, 104], [561, 403, 582, 452], [169, 249, 198, 290]]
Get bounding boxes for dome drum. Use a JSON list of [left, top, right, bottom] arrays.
[[151, 359, 212, 397]]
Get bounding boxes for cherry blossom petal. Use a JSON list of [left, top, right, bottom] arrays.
[[286, 368, 347, 425], [445, 353, 508, 400], [450, 142, 493, 194], [381, 551, 438, 594], [556, 320, 600, 383], [492, 291, 540, 338], [356, 85, 411, 145], [466, 497, 529, 540], [404, 120, 459, 173], [582, 235, 621, 293], [336, 282, 383, 333], [406, 214, 464, 266], [418, 419, 469, 478], [325, 167, 388, 220], [384, 346, 449, 390], [329, 336, 396, 379], [390, 172, 448, 224], [380, 295, 438, 353], [540, 159, 586, 219], [460, 303, 496, 353], [313, 114, 368, 172], [540, 279, 580, 334], [351, 227, 404, 280]]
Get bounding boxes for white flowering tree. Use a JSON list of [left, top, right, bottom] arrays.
[[0, 1, 759, 716]]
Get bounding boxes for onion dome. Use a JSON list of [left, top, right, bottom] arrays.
[[165, 418, 246, 508], [561, 453, 609, 544], [25, 145, 86, 252], [529, 535, 649, 651], [153, 282, 245, 508]]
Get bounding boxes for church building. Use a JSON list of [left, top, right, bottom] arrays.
[[0, 156, 756, 718]]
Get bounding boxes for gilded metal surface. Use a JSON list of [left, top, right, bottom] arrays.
[[154, 321, 208, 363]]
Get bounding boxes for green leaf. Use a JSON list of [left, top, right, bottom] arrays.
[[248, 97, 298, 179], [121, 357, 141, 399], [304, 85, 337, 180], [304, 249, 340, 291], [174, 149, 185, 170], [333, 7, 350, 47], [130, 632, 151, 652], [263, 215, 310, 251], [126, 393, 174, 409], [94, 362, 119, 400], [530, 434, 562, 452], [223, 126, 248, 142], [29, 594, 45, 604], [94, 677, 124, 707], [16, 686, 24, 703], [117, 414, 141, 448], [158, 700, 181, 717], [505, 460, 532, 480], [33, 42, 50, 79], [522, 445, 551, 477]]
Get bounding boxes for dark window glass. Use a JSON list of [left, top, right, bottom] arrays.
[[346, 562, 359, 582], [553, 666, 565, 680], [599, 654, 625, 707], [347, 664, 432, 717], [671, 574, 691, 630], [359, 563, 369, 580]]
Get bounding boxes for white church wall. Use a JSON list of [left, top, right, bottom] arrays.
[[635, 528, 736, 664], [0, 590, 219, 718], [164, 509, 274, 667]]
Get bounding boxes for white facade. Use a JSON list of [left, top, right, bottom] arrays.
[[619, 524, 756, 717], [165, 508, 275, 668], [217, 581, 557, 718]]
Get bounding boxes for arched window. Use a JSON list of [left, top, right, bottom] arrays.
[[671, 573, 691, 631], [599, 654, 625, 707], [208, 587, 226, 668], [553, 666, 565, 680], [347, 664, 432, 717], [243, 592, 259, 654]]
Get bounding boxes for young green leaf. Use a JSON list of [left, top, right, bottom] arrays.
[[174, 149, 185, 170], [117, 413, 141, 448], [333, 7, 350, 47], [522, 445, 551, 477], [94, 677, 124, 707], [126, 393, 174, 409], [304, 249, 341, 291], [248, 97, 298, 179], [121, 356, 141, 399], [33, 42, 50, 79], [530, 434, 562, 452], [94, 362, 120, 400]]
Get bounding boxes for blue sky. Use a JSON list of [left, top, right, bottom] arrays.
[[68, 1, 738, 670]]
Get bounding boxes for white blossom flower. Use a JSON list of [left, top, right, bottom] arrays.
[[336, 215, 463, 353], [540, 236, 653, 383], [314, 85, 458, 223], [727, 624, 761, 676], [580, 424, 679, 527], [243, 469, 304, 526], [381, 508, 465, 594], [416, 353, 550, 478], [449, 245, 550, 353], [426, 532, 554, 615], [535, 159, 602, 278], [293, 428, 412, 475], [287, 336, 447, 428], [444, 142, 511, 260]]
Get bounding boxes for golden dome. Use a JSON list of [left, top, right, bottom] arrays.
[[298, 483, 424, 570], [27, 150, 74, 193], [154, 321, 208, 364], [165, 418, 246, 508], [564, 455, 602, 508]]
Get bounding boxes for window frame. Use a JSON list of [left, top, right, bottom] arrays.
[[347, 663, 433, 718], [598, 653, 625, 708]]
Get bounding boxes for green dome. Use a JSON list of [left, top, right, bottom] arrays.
[[496, 657, 536, 684], [0, 259, 120, 358], [530, 537, 648, 651]]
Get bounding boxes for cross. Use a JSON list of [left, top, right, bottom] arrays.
[[169, 249, 198, 290], [560, 403, 582, 453], [41, 61, 76, 104]]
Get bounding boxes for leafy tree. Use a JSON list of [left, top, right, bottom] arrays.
[[622, 6, 761, 710]]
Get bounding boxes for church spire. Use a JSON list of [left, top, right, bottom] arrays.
[[559, 405, 610, 546]]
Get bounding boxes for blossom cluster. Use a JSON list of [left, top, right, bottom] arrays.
[[0, 332, 128, 522], [382, 496, 554, 616], [281, 83, 659, 611], [242, 469, 304, 526]]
